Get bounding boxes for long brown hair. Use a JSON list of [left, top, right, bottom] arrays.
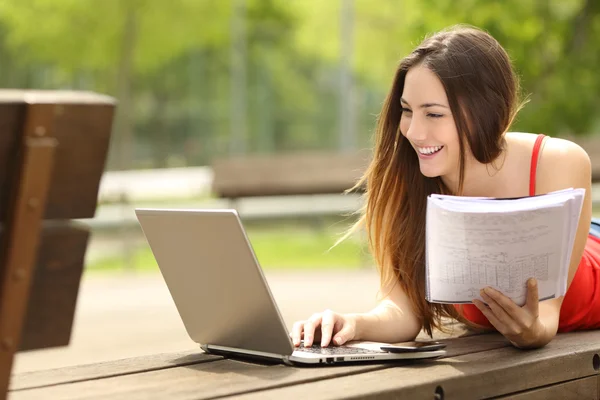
[[348, 25, 526, 336]]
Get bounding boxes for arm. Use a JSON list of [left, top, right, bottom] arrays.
[[352, 280, 422, 343], [292, 280, 422, 347], [475, 138, 593, 348], [532, 138, 593, 345]]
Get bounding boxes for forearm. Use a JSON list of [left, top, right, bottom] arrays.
[[351, 299, 422, 344]]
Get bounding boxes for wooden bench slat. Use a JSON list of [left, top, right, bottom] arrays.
[[0, 100, 113, 221], [211, 150, 371, 198], [0, 103, 21, 224], [9, 359, 385, 400], [10, 350, 221, 391], [8, 333, 509, 400], [234, 330, 600, 400], [43, 102, 114, 219], [18, 222, 90, 351], [494, 375, 598, 400], [0, 128, 57, 397]]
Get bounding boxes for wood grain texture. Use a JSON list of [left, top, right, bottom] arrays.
[[9, 358, 393, 400], [0, 103, 25, 224], [0, 134, 57, 398], [0, 99, 114, 221], [10, 350, 221, 391], [18, 222, 90, 351], [494, 376, 598, 400], [233, 330, 600, 400], [8, 333, 510, 400], [42, 102, 114, 219]]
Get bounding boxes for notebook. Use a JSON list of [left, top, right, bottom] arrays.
[[425, 188, 585, 306]]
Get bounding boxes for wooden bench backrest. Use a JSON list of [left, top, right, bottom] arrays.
[[0, 90, 115, 398], [211, 149, 372, 198], [212, 134, 600, 200]]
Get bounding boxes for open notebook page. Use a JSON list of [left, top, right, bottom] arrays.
[[425, 188, 584, 306]]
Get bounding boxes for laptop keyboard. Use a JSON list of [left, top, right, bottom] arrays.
[[297, 343, 384, 355]]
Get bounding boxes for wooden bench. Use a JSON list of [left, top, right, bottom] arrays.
[[211, 149, 371, 200], [7, 326, 600, 399], [0, 90, 115, 400], [212, 135, 600, 204]]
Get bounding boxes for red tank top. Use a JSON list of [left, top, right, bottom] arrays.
[[456, 134, 600, 332]]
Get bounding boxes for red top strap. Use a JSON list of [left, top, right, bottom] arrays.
[[529, 134, 546, 196]]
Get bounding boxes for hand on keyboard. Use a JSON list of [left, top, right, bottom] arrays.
[[290, 309, 357, 348]]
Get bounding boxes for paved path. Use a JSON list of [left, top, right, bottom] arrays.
[[13, 269, 380, 374]]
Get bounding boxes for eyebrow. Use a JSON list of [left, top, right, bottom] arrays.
[[400, 98, 449, 109]]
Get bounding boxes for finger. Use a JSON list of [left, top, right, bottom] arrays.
[[475, 295, 513, 334], [332, 320, 354, 346], [480, 290, 515, 328], [320, 310, 336, 347], [473, 299, 506, 333], [525, 278, 539, 317], [291, 321, 304, 347], [482, 287, 522, 318], [303, 314, 322, 347]]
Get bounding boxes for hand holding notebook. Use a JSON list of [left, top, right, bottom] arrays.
[[425, 188, 585, 306]]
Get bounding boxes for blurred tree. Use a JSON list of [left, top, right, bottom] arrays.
[[291, 0, 600, 136], [132, 0, 302, 166], [0, 0, 310, 167], [0, 0, 598, 170], [0, 0, 231, 170], [351, 0, 600, 136], [416, 0, 600, 135]]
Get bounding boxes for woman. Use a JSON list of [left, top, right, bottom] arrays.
[[291, 25, 600, 350]]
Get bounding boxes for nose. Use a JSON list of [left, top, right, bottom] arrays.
[[404, 116, 426, 143]]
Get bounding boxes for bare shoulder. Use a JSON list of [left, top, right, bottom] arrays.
[[541, 136, 591, 165], [538, 136, 591, 192]]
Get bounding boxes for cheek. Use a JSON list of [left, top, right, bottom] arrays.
[[438, 123, 460, 147], [399, 117, 409, 137], [444, 135, 462, 165]]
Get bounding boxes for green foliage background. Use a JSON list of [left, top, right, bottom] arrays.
[[0, 0, 598, 170]]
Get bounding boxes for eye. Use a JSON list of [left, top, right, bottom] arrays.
[[427, 113, 443, 118], [401, 107, 412, 114]]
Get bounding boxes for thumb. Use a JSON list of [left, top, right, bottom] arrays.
[[332, 322, 355, 346], [525, 278, 539, 315]]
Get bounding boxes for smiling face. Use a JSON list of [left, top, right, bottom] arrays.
[[399, 64, 462, 179]]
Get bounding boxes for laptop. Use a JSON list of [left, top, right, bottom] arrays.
[[135, 208, 446, 365]]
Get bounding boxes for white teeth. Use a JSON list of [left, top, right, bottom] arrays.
[[417, 146, 443, 154]]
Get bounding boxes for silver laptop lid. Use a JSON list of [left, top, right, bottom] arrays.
[[135, 208, 294, 355]]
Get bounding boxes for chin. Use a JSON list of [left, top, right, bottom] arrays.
[[419, 166, 442, 178]]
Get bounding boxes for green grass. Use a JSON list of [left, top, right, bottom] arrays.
[[87, 222, 372, 273], [87, 203, 600, 275]]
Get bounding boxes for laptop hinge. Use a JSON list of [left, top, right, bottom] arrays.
[[204, 344, 286, 362]]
